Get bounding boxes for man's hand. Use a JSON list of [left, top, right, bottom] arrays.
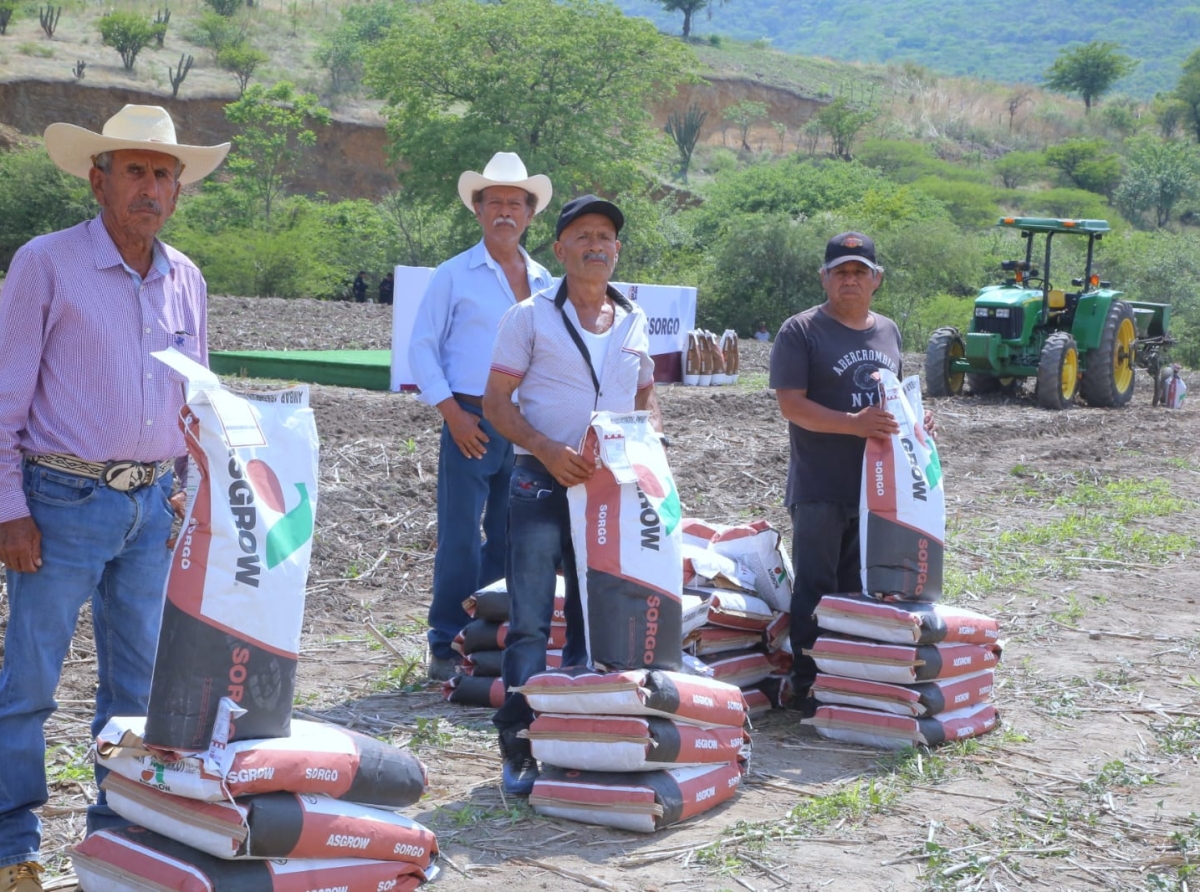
[[0, 516, 42, 573], [540, 444, 595, 488], [852, 405, 901, 440], [445, 404, 490, 460], [166, 490, 187, 549], [924, 408, 939, 441]]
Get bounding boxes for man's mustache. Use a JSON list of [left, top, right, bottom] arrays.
[[584, 251, 609, 263], [129, 200, 162, 214], [493, 217, 517, 228]]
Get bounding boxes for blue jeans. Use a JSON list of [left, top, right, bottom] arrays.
[[789, 501, 861, 692], [0, 462, 175, 866], [428, 402, 513, 661], [493, 461, 587, 744]]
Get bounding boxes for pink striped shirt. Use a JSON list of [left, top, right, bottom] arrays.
[[0, 215, 209, 523]]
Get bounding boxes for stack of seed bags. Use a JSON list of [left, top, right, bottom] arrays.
[[681, 329, 740, 386], [804, 370, 1001, 748], [443, 577, 569, 708], [71, 711, 437, 890], [680, 519, 795, 716], [518, 667, 750, 833]]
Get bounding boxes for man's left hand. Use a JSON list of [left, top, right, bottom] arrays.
[[924, 409, 938, 440]]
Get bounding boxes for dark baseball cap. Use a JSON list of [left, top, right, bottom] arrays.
[[555, 194, 624, 239], [823, 231, 882, 272]]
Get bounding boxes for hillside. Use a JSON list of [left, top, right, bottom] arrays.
[[616, 0, 1196, 97]]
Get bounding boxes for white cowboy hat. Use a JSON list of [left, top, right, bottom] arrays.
[[44, 104, 230, 185], [457, 152, 552, 214]]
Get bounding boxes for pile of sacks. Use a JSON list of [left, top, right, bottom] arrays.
[[679, 519, 795, 717], [72, 715, 437, 890], [69, 350, 440, 889], [804, 369, 1001, 748], [443, 577, 568, 709], [519, 668, 750, 833], [523, 412, 748, 832], [804, 596, 1001, 749], [683, 329, 739, 386]]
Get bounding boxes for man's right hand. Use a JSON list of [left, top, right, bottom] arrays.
[[852, 405, 901, 440], [540, 444, 595, 488], [445, 404, 491, 460], [0, 516, 42, 573]]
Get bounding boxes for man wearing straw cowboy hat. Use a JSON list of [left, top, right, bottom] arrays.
[[0, 105, 228, 888], [408, 152, 554, 682]]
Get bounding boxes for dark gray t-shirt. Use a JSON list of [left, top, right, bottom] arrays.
[[769, 304, 903, 506]]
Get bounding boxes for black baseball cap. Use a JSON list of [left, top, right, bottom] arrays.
[[823, 231, 882, 272], [555, 194, 625, 239]]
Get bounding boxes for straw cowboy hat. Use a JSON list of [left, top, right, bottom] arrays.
[[457, 152, 552, 214], [44, 104, 230, 185]]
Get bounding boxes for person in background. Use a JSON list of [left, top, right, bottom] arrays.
[[407, 152, 553, 681], [769, 232, 933, 716], [352, 270, 369, 303], [754, 321, 771, 342], [378, 270, 395, 306], [0, 105, 228, 890], [484, 195, 661, 795]]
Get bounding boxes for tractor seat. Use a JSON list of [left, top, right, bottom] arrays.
[[1047, 288, 1067, 310]]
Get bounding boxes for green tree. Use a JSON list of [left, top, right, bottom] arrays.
[[658, 0, 725, 40], [188, 10, 246, 58], [223, 82, 331, 222], [815, 97, 875, 160], [1044, 139, 1122, 195], [1043, 41, 1137, 113], [0, 147, 95, 269], [1114, 135, 1200, 228], [203, 0, 241, 17], [315, 1, 405, 94], [363, 0, 695, 214], [1174, 48, 1200, 142], [1151, 92, 1187, 140], [218, 43, 268, 95], [97, 11, 155, 71], [722, 100, 767, 152], [992, 151, 1046, 189]]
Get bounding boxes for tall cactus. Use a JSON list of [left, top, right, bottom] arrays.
[[664, 103, 708, 184]]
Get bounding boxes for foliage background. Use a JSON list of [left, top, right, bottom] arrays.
[[615, 0, 1194, 97]]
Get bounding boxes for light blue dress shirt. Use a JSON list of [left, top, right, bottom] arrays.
[[408, 240, 553, 408]]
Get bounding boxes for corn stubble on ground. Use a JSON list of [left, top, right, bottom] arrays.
[[5, 296, 1198, 890]]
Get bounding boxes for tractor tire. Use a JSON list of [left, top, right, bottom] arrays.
[[967, 374, 1020, 396], [1080, 300, 1137, 407], [1036, 332, 1079, 410], [925, 327, 965, 397]]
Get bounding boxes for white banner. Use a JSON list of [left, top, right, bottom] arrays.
[[389, 267, 697, 391]]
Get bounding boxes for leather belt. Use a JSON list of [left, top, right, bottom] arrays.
[[514, 454, 549, 474], [452, 392, 483, 408], [27, 454, 173, 493]]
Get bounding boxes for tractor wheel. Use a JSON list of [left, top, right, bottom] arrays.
[[925, 327, 964, 397], [967, 374, 1020, 395], [1036, 332, 1079, 410], [1080, 300, 1137, 407]]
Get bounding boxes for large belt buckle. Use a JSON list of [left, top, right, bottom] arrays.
[[103, 460, 153, 492]]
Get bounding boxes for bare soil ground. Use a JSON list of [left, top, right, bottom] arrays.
[[7, 296, 1200, 891]]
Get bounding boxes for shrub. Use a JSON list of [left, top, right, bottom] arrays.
[[98, 11, 155, 71], [0, 147, 96, 270]]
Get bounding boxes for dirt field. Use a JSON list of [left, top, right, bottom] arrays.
[[10, 296, 1200, 891]]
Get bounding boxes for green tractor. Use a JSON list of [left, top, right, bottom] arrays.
[[925, 217, 1174, 409]]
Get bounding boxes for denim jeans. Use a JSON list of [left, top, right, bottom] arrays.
[[0, 462, 175, 865], [788, 500, 861, 691], [493, 462, 587, 744], [427, 402, 513, 661]]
